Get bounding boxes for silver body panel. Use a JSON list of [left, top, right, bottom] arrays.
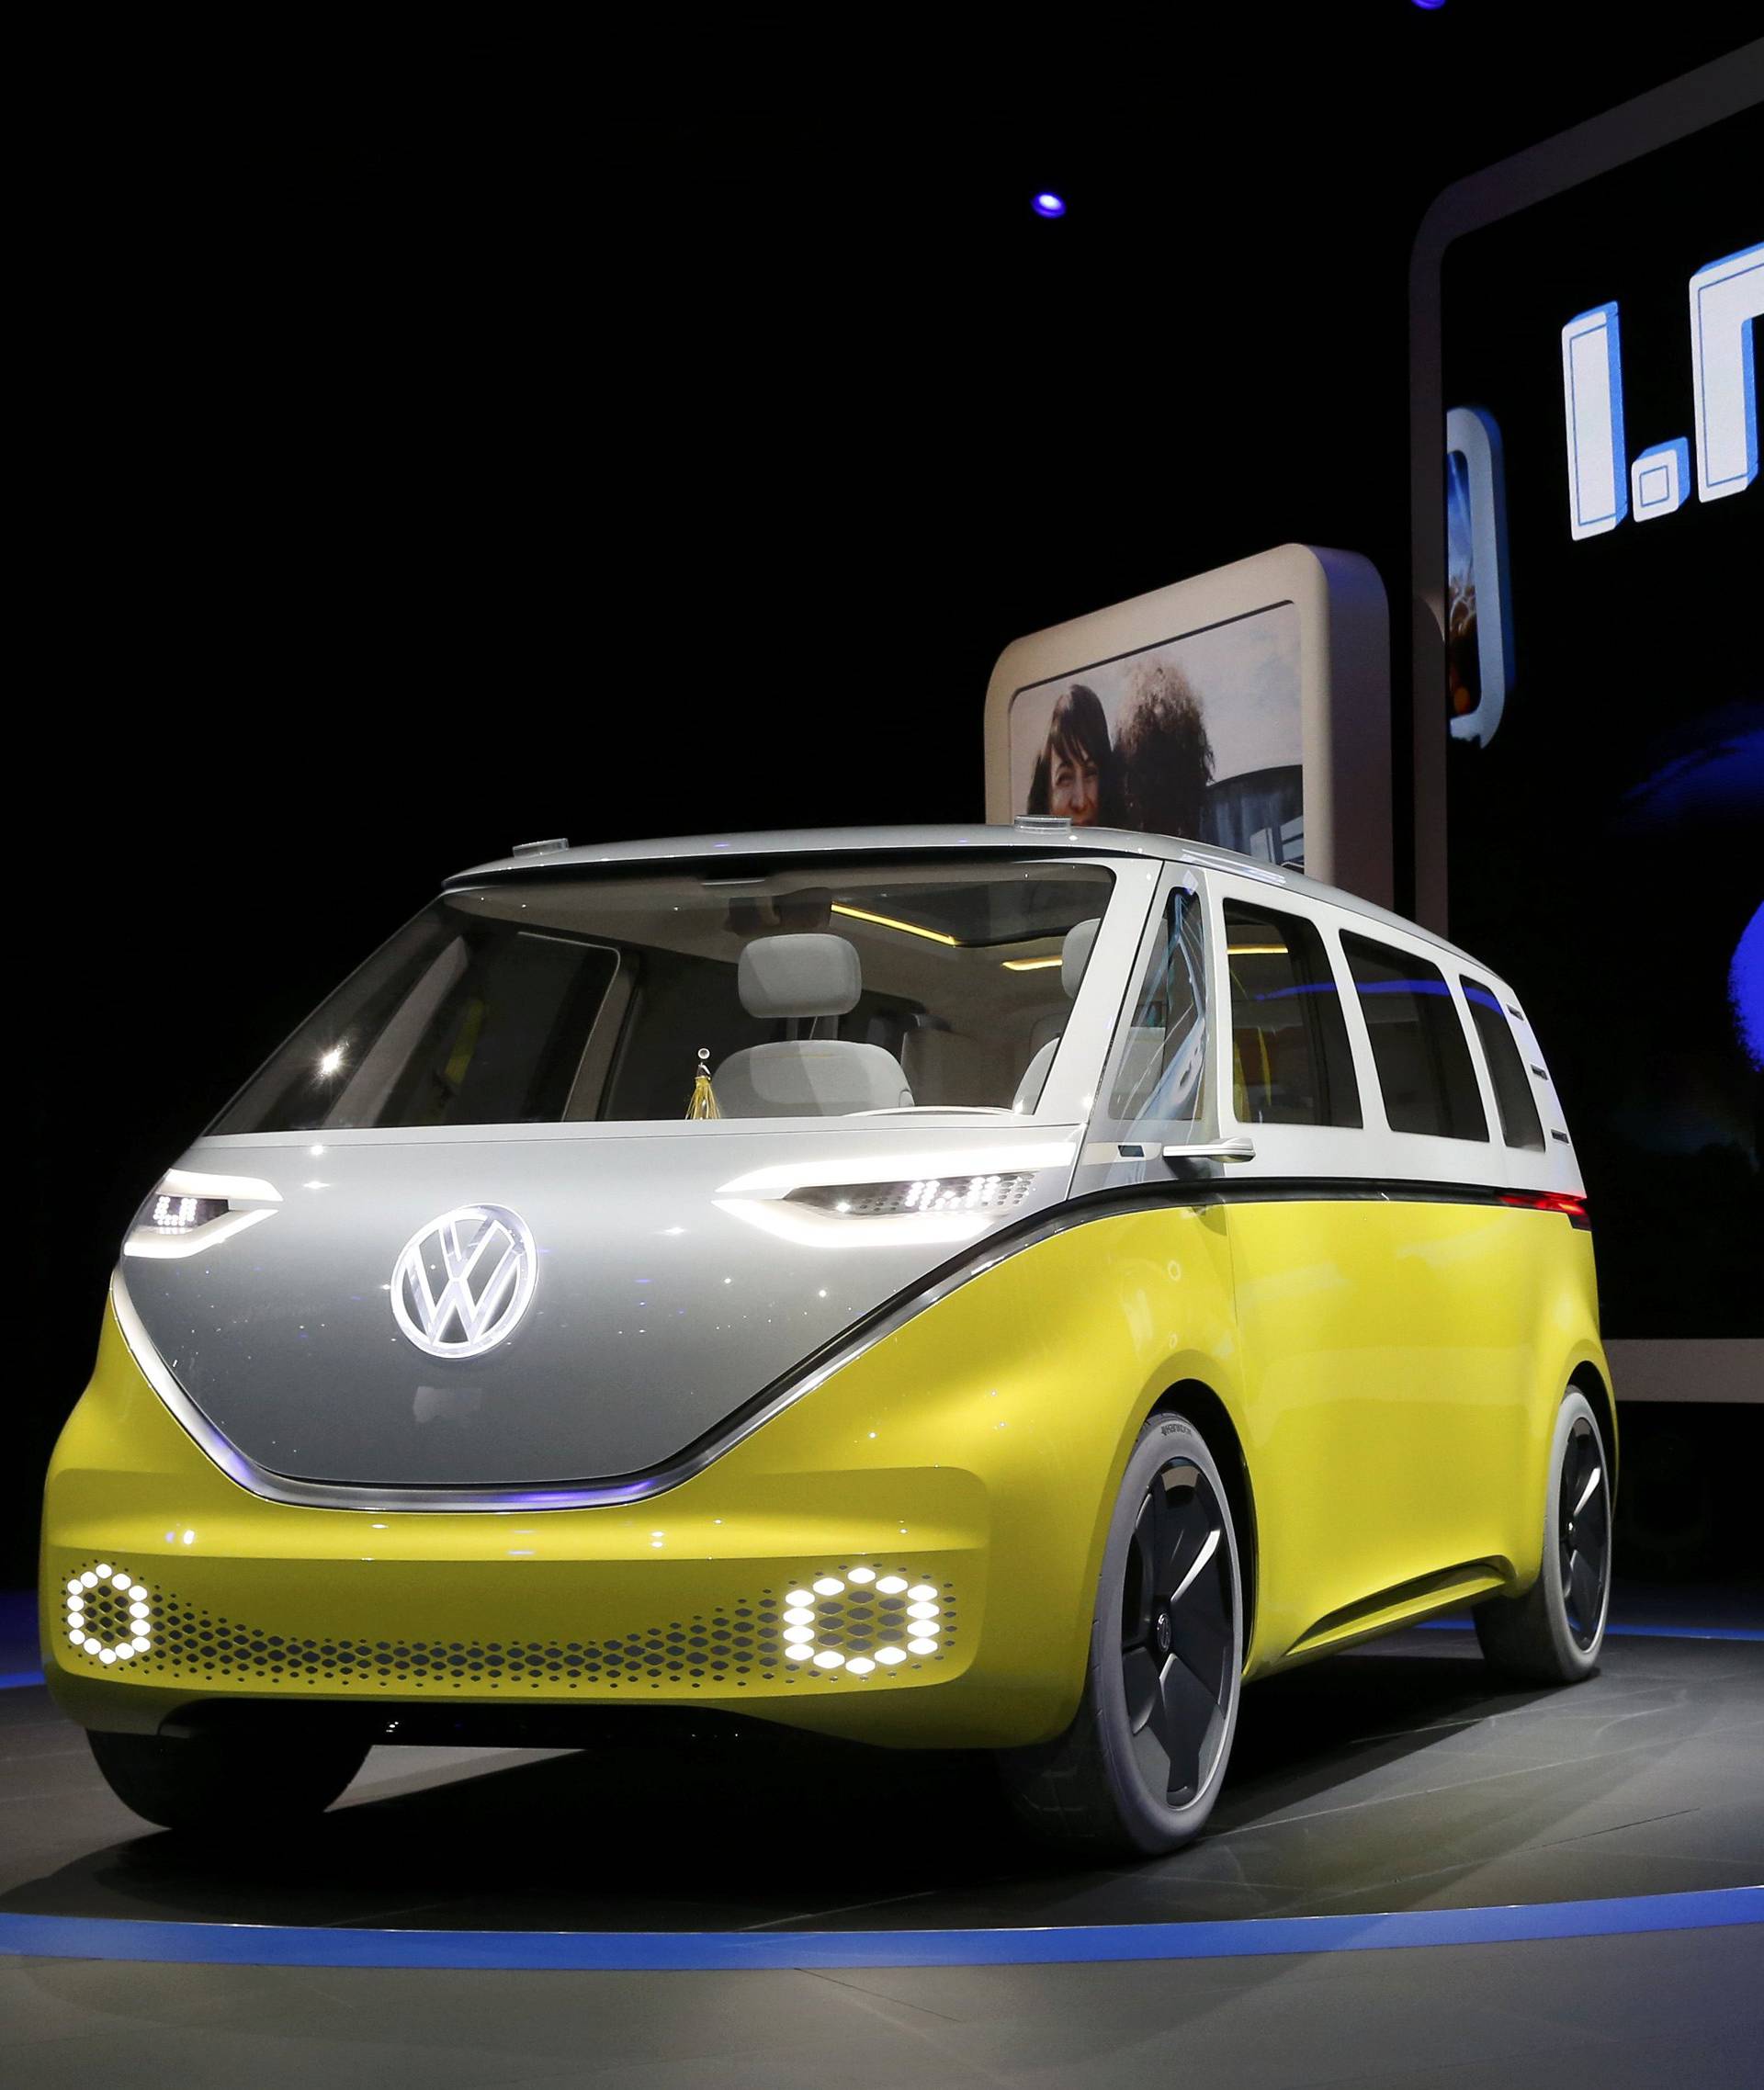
[[123, 1120, 1082, 1491]]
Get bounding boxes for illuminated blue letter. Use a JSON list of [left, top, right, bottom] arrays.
[[1690, 243, 1762, 503], [1632, 437, 1690, 522], [1562, 302, 1627, 540]]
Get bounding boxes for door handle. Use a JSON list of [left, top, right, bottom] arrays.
[[1160, 1135, 1257, 1164]]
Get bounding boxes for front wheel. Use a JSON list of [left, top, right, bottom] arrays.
[[1474, 1385, 1612, 1684], [998, 1411, 1244, 1858], [88, 1724, 370, 1834]]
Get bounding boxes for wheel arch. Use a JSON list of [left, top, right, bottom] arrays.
[[1148, 1377, 1259, 1652]]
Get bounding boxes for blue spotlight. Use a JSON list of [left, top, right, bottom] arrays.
[[1734, 902, 1763, 1071], [1031, 191, 1067, 220]]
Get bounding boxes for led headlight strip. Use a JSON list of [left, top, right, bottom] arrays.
[[122, 1168, 282, 1260], [715, 1140, 1073, 1249], [787, 1173, 1036, 1218], [64, 1565, 153, 1666]]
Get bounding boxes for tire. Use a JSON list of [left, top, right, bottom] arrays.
[[998, 1410, 1244, 1858], [1474, 1386, 1612, 1685], [88, 1724, 370, 1835]]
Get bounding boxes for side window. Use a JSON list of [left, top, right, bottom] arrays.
[[1224, 901, 1361, 1127], [1340, 933, 1487, 1141], [1461, 976, 1546, 1150], [1108, 888, 1207, 1129]]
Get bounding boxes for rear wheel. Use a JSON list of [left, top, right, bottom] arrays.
[[88, 1725, 370, 1835], [1474, 1386, 1612, 1684], [999, 1411, 1243, 1857]]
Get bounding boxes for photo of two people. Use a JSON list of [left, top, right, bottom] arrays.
[[1009, 607, 1306, 869]]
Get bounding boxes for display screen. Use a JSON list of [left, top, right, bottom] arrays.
[[1008, 603, 1303, 865], [1444, 448, 1480, 717], [1440, 110, 1760, 1340]]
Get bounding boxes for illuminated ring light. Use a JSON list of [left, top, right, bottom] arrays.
[[63, 1565, 153, 1667], [779, 1568, 951, 1677]]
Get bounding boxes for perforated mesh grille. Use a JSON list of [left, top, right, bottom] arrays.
[[54, 1561, 957, 1695]]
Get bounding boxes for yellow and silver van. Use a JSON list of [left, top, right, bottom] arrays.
[[41, 825, 1614, 1855]]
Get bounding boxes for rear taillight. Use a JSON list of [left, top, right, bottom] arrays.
[[1500, 1190, 1590, 1229]]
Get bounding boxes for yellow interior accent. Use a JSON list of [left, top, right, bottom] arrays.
[[829, 904, 960, 946]]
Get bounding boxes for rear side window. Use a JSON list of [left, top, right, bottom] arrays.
[[1461, 977, 1546, 1150], [1224, 902, 1361, 1127], [1340, 933, 1487, 1141]]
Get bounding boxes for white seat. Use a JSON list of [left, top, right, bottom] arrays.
[[715, 1041, 913, 1117], [1013, 1037, 1059, 1115], [714, 932, 913, 1119], [1012, 918, 1102, 1113]]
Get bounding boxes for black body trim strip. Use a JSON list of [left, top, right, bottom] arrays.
[[1290, 1559, 1509, 1651]]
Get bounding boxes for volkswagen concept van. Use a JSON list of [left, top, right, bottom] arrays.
[[42, 825, 1615, 1854]]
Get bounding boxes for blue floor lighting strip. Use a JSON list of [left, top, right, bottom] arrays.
[[0, 1671, 44, 1691], [1415, 1621, 1764, 1643], [1, 1888, 1758, 1972]]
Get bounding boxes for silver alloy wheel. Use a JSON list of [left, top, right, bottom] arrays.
[[997, 1411, 1244, 1855], [1558, 1410, 1611, 1652], [1474, 1385, 1612, 1684], [1118, 1457, 1236, 1807]]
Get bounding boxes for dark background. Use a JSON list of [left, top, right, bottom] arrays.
[[18, 17, 1760, 1590], [1440, 111, 1762, 1340]]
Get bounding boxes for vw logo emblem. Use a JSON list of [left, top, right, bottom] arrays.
[[390, 1204, 537, 1360]]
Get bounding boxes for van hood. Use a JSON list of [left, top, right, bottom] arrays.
[[119, 1123, 1077, 1492]]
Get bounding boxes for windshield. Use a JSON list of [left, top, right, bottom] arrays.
[[214, 857, 1118, 1133]]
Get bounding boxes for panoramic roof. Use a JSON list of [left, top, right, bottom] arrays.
[[447, 825, 1480, 966]]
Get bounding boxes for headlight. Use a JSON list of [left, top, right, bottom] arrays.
[[137, 1192, 230, 1234], [787, 1173, 1036, 1217], [122, 1169, 283, 1260], [712, 1141, 1072, 1248]]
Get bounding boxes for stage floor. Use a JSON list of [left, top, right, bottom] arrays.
[[3, 1619, 1760, 2086]]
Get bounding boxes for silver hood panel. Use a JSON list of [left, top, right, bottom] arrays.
[[122, 1124, 1077, 1490]]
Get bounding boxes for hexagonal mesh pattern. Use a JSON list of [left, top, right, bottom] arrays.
[[776, 1566, 960, 1677], [54, 1561, 956, 1694]]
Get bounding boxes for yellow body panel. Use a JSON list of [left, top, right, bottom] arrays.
[[41, 1200, 1608, 1750], [1224, 1199, 1604, 1659]]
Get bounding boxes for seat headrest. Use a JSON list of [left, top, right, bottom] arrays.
[[1063, 917, 1102, 999], [738, 933, 862, 1019]]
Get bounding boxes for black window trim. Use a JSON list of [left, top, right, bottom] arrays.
[[1458, 970, 1548, 1153]]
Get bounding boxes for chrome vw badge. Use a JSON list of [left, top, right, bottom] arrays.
[[390, 1204, 537, 1360]]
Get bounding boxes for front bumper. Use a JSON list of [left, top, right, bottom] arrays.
[[42, 1225, 1168, 1747]]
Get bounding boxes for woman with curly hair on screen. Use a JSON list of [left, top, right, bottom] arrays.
[[1025, 683, 1122, 827], [1114, 661, 1216, 840]]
